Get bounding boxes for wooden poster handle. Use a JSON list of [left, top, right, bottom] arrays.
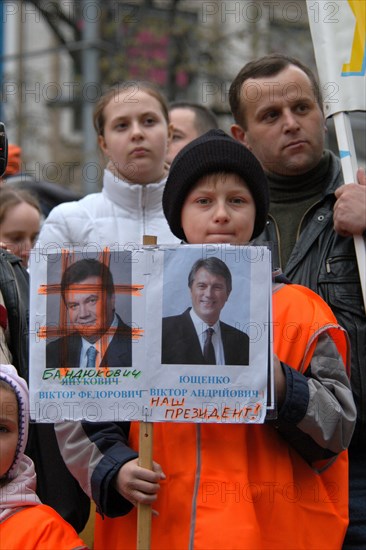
[[137, 235, 157, 550], [137, 421, 154, 550]]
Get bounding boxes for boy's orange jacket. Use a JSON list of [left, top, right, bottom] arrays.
[[93, 283, 351, 550]]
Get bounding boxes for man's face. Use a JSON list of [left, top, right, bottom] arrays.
[[231, 65, 326, 176], [190, 267, 230, 325], [166, 108, 199, 164], [64, 276, 115, 342]]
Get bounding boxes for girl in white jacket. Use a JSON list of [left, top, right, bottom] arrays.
[[37, 82, 180, 252]]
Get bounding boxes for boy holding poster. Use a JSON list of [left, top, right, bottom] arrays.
[[56, 130, 356, 549]]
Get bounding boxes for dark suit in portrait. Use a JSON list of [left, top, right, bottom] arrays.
[[46, 314, 132, 370], [161, 308, 249, 365]]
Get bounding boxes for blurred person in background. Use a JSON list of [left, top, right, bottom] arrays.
[[166, 101, 219, 164], [0, 187, 41, 268], [3, 143, 82, 218]]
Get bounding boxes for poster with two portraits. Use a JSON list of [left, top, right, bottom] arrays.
[[29, 244, 274, 424]]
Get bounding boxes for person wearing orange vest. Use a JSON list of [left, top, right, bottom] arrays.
[[56, 130, 356, 549], [0, 364, 88, 550]]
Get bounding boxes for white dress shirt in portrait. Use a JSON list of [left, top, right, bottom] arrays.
[[79, 313, 118, 368], [190, 308, 225, 365]]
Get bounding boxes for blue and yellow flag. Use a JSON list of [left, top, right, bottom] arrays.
[[307, 0, 365, 116]]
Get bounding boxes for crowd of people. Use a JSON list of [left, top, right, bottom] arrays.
[[0, 53, 365, 549]]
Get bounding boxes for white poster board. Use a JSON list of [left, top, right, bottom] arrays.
[[29, 244, 273, 424]]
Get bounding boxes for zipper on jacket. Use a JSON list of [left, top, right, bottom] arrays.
[[326, 255, 358, 275], [141, 185, 147, 237]]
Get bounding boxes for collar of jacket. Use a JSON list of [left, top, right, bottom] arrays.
[[102, 169, 168, 211], [321, 151, 344, 197]]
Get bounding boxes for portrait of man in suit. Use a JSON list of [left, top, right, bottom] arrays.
[[162, 257, 249, 365], [46, 258, 131, 371]]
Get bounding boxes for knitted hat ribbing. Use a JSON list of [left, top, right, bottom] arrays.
[[163, 129, 269, 241], [0, 364, 29, 478]]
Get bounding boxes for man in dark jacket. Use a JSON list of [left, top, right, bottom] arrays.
[[162, 257, 249, 365], [46, 258, 132, 372], [229, 53, 366, 549]]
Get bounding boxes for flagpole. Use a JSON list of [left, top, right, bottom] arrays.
[[306, 0, 366, 308], [333, 111, 366, 308]]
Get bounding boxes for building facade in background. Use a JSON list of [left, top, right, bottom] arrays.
[[1, 0, 364, 194]]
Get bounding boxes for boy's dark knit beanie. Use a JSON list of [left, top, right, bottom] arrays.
[[163, 129, 269, 241]]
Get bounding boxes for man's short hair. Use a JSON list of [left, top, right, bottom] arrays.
[[61, 259, 115, 302], [169, 101, 219, 135], [188, 257, 232, 294], [229, 53, 323, 129]]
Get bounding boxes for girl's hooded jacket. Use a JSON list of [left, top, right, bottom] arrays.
[[0, 364, 88, 550]]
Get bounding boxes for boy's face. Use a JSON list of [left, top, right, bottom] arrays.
[[181, 173, 256, 244], [0, 386, 19, 478]]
